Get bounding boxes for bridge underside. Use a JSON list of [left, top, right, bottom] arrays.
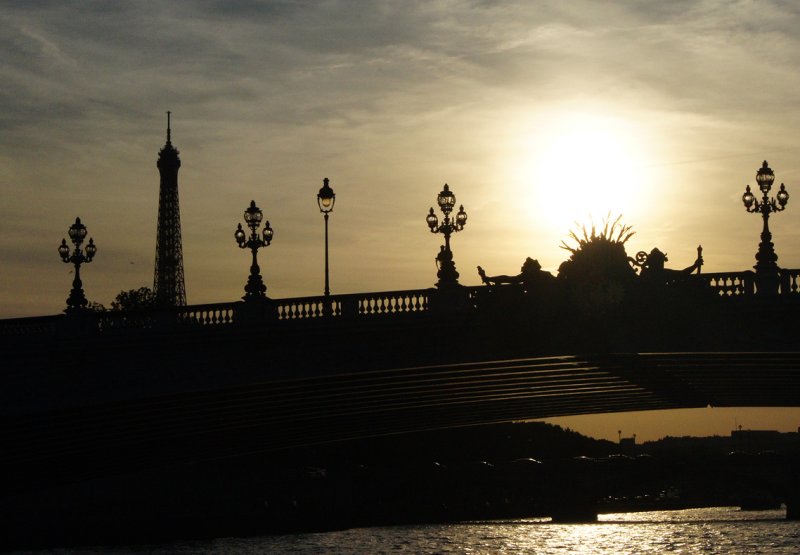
[[3, 349, 800, 494], [4, 290, 800, 493]]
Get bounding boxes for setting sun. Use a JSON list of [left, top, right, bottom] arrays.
[[513, 112, 655, 231]]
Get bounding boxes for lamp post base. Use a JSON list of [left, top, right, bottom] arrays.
[[435, 246, 460, 288]]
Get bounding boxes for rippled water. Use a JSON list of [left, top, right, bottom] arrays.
[[19, 507, 800, 554]]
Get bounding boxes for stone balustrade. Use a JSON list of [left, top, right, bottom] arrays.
[[3, 271, 800, 340]]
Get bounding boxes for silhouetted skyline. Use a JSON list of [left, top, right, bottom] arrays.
[[2, 1, 800, 441]]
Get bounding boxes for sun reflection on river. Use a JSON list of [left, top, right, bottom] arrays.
[[51, 507, 796, 554]]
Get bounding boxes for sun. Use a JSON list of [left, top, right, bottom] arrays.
[[513, 112, 654, 231]]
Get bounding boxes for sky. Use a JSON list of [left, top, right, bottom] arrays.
[[2, 0, 800, 441]]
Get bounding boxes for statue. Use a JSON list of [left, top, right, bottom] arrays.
[[631, 245, 704, 285], [478, 257, 555, 290]]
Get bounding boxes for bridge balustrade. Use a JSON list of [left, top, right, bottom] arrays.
[[177, 303, 236, 325], [356, 289, 431, 316], [0, 315, 59, 338], [274, 289, 433, 319], [781, 269, 800, 296], [696, 271, 755, 297], [4, 270, 800, 341], [276, 296, 341, 319], [695, 269, 800, 297]]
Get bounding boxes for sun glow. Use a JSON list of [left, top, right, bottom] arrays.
[[513, 112, 655, 231]]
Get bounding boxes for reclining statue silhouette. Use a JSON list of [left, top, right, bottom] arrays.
[[478, 257, 555, 290], [631, 246, 704, 285]]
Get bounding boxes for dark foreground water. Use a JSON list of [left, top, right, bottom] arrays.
[[15, 507, 800, 554]]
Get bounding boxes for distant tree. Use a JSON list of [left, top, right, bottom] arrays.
[[86, 300, 106, 312], [110, 287, 156, 311]]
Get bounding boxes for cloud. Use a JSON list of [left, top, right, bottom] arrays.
[[2, 0, 800, 318]]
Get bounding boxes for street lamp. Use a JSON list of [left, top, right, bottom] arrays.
[[426, 183, 468, 287], [58, 217, 97, 312], [317, 177, 335, 301], [235, 200, 274, 301], [742, 160, 790, 295]]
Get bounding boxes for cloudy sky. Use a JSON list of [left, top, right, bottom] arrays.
[[2, 0, 800, 440]]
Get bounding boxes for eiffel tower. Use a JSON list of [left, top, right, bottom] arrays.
[[153, 111, 187, 306]]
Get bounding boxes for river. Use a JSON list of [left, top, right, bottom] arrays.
[[14, 507, 799, 554]]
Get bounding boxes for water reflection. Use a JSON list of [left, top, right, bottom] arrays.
[[21, 507, 797, 555]]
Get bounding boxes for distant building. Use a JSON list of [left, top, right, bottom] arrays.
[[619, 434, 636, 455], [731, 428, 786, 452]]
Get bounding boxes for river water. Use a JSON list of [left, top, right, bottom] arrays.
[[16, 507, 800, 554]]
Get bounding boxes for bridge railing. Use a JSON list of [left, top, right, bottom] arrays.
[[4, 270, 800, 340], [273, 288, 434, 320], [94, 302, 238, 331], [781, 269, 800, 296], [695, 271, 755, 297], [0, 314, 61, 338], [694, 269, 800, 297]]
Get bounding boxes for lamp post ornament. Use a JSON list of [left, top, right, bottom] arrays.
[[235, 200, 274, 301], [742, 160, 789, 295], [426, 183, 468, 287], [58, 217, 97, 312]]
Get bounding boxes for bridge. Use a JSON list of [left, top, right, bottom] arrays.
[[2, 267, 800, 547], [2, 268, 800, 484]]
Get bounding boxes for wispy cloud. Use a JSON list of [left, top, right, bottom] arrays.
[[2, 0, 800, 317]]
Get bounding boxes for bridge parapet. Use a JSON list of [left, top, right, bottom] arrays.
[[276, 295, 337, 319], [4, 270, 800, 342], [0, 288, 443, 340], [273, 288, 434, 320], [0, 314, 60, 338], [781, 269, 800, 295], [697, 271, 755, 297], [355, 288, 432, 316], [695, 269, 800, 297]]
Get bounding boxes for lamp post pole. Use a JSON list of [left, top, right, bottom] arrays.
[[58, 217, 97, 312], [742, 160, 789, 295], [235, 200, 274, 301], [426, 183, 468, 288], [317, 178, 336, 314]]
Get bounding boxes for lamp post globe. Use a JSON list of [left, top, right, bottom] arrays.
[[437, 183, 456, 215], [318, 177, 335, 213]]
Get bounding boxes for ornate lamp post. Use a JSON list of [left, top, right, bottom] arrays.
[[742, 160, 789, 295], [426, 183, 468, 287], [235, 200, 274, 301], [317, 178, 335, 302], [58, 217, 97, 312]]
